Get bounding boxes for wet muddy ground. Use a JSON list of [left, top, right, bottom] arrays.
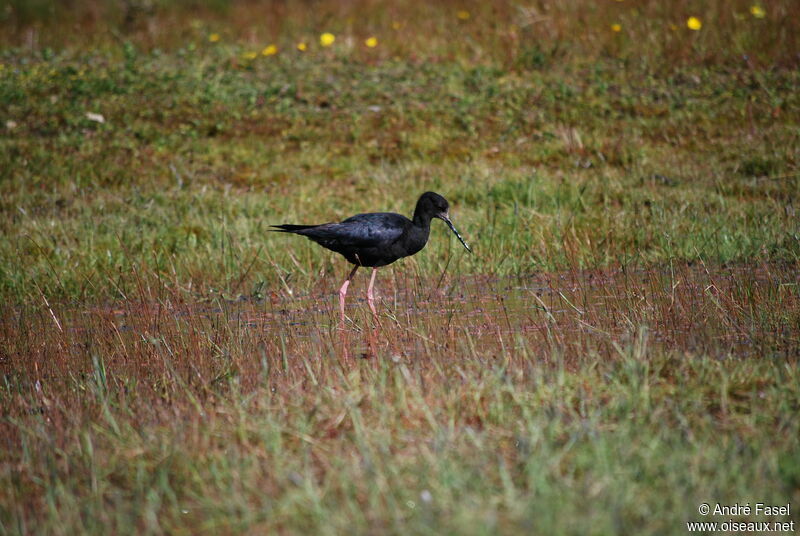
[[4, 262, 797, 393], [225, 261, 798, 361]]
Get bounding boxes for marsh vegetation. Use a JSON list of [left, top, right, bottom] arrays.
[[1, 0, 798, 533]]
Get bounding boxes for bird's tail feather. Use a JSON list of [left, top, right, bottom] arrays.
[[270, 224, 320, 233]]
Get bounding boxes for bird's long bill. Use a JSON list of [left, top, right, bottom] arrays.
[[442, 216, 472, 253]]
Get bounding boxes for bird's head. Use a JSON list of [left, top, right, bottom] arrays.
[[418, 192, 472, 253]]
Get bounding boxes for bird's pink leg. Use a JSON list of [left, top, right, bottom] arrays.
[[339, 265, 359, 323], [367, 267, 379, 321]]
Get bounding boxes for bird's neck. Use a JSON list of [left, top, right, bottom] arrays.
[[412, 208, 434, 229]]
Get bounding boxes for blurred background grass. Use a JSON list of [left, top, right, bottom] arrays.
[[2, 0, 798, 67]]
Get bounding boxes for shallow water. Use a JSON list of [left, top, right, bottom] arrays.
[[92, 262, 799, 360], [2, 262, 798, 388], [225, 263, 796, 357]]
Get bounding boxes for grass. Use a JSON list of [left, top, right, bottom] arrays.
[[2, 264, 799, 533], [1, 53, 797, 303], [1, 1, 798, 304], [1, 0, 799, 533]]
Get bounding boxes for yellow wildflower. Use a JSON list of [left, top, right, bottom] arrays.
[[686, 16, 702, 30], [750, 5, 766, 18], [365, 36, 378, 48], [611, 23, 622, 32], [457, 10, 470, 20], [297, 42, 307, 51], [320, 33, 335, 47], [208, 33, 220, 43], [262, 44, 278, 56], [242, 51, 257, 60]]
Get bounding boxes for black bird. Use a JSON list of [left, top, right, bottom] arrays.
[[272, 192, 471, 321]]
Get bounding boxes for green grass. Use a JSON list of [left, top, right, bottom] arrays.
[[5, 349, 799, 534], [1, 1, 799, 533], [1, 47, 798, 303]]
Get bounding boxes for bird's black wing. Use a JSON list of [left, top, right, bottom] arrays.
[[302, 212, 408, 249]]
